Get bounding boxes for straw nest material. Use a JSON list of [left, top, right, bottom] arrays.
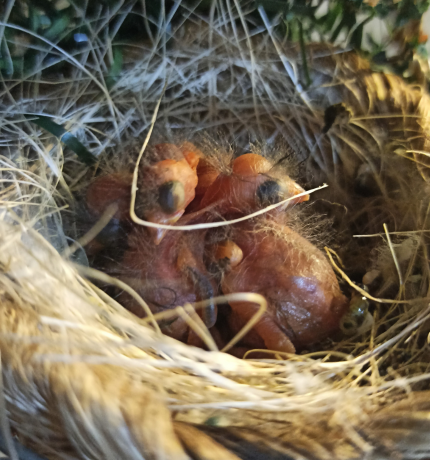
[[1, 2, 430, 459]]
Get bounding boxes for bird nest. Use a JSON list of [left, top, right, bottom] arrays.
[[1, 3, 430, 459]]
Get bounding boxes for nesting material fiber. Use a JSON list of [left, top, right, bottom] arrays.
[[1, 2, 430, 459]]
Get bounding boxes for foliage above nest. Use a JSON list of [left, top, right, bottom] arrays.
[[2, 0, 429, 83]]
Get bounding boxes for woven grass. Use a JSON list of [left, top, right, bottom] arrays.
[[0, 1, 430, 458]]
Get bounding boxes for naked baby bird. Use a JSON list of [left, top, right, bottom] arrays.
[[82, 140, 350, 353]]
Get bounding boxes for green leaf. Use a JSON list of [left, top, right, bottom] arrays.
[[350, 14, 374, 50], [29, 5, 40, 32], [324, 3, 343, 33], [350, 22, 364, 49], [343, 7, 357, 30], [288, 19, 300, 42], [0, 40, 13, 76], [330, 17, 345, 42], [396, 0, 422, 25], [44, 12, 71, 41], [106, 46, 123, 89], [374, 2, 393, 18], [24, 115, 96, 166], [298, 20, 311, 88], [417, 0, 430, 14]]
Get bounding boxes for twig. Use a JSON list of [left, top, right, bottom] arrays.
[[325, 247, 429, 304], [62, 203, 118, 259], [383, 223, 404, 288], [74, 264, 161, 334]]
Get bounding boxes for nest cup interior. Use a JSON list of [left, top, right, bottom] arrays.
[[1, 2, 430, 459]]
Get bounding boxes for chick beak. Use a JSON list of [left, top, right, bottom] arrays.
[[293, 182, 310, 203], [147, 209, 184, 245], [148, 227, 168, 245]]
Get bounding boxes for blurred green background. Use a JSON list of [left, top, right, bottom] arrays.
[[1, 0, 429, 82]]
